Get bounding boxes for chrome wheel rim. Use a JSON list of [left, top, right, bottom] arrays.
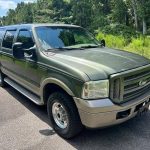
[[52, 102, 68, 129]]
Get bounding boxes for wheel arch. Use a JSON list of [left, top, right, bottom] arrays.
[[40, 78, 75, 104]]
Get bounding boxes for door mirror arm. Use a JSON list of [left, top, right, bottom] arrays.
[[23, 45, 37, 59]]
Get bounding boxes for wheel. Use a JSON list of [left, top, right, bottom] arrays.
[[0, 70, 6, 87], [47, 92, 83, 139]]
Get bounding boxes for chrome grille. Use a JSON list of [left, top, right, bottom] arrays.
[[123, 70, 150, 102], [110, 65, 150, 104]]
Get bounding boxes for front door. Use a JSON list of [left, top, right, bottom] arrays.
[[13, 29, 40, 95]]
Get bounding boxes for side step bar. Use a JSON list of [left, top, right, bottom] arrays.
[[4, 77, 43, 105]]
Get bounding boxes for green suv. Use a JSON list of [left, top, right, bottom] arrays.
[[0, 24, 150, 139]]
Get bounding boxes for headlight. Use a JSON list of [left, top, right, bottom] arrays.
[[82, 80, 109, 99]]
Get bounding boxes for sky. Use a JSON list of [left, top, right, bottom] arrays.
[[0, 0, 36, 17]]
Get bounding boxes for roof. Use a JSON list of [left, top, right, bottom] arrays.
[[0, 23, 80, 29]]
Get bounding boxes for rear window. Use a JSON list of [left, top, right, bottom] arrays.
[[2, 30, 16, 49]]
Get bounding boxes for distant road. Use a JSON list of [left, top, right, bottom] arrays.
[[0, 86, 150, 150]]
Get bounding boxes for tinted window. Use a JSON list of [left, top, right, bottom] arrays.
[[17, 30, 34, 49], [0, 28, 5, 46], [35, 27, 99, 50], [0, 28, 5, 40], [2, 30, 16, 49]]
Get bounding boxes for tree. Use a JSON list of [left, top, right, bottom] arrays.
[[4, 9, 16, 25], [33, 0, 54, 23], [51, 0, 72, 23], [137, 0, 150, 34], [15, 2, 34, 23], [111, 0, 128, 25], [131, 0, 138, 30], [71, 0, 92, 28], [1, 0, 149, 35]]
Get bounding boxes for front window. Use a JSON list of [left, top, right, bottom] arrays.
[[35, 26, 99, 50], [17, 30, 34, 49]]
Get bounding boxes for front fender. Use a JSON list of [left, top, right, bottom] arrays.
[[40, 77, 75, 103]]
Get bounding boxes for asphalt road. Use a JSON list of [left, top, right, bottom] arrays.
[[0, 86, 150, 150]]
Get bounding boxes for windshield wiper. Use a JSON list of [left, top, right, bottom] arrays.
[[45, 45, 99, 52], [45, 47, 78, 51], [79, 45, 99, 49]]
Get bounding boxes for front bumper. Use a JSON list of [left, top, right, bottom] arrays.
[[74, 93, 150, 128]]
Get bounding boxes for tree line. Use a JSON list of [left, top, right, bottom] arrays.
[[0, 0, 150, 36]]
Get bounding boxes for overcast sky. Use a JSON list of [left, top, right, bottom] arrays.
[[0, 0, 36, 17]]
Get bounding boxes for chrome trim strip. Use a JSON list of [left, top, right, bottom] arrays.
[[4, 77, 43, 105]]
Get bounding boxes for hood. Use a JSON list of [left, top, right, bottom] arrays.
[[52, 47, 150, 80]]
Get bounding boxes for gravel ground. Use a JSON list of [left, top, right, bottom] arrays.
[[0, 86, 150, 150]]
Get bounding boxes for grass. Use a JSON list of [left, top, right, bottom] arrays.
[[96, 32, 150, 58]]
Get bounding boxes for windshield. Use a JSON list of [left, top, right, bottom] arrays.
[[35, 26, 99, 50]]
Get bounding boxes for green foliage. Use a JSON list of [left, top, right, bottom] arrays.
[[96, 32, 127, 49], [2, 2, 34, 25], [71, 0, 92, 28], [147, 28, 150, 35], [111, 0, 128, 24], [33, 0, 53, 23], [100, 24, 138, 38], [1, 0, 150, 35], [16, 2, 33, 23], [125, 37, 150, 58], [96, 31, 150, 58]]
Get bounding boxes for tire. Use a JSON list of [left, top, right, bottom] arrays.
[[0, 70, 6, 87], [47, 92, 83, 139]]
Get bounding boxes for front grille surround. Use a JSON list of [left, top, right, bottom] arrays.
[[110, 64, 150, 104]]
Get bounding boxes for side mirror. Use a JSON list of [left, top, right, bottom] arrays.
[[12, 42, 24, 59], [12, 42, 36, 60], [101, 39, 106, 47]]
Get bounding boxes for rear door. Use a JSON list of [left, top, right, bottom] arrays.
[[0, 28, 5, 64], [0, 29, 17, 76]]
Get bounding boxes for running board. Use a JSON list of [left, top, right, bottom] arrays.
[[4, 77, 43, 105]]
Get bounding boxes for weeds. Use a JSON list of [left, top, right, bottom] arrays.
[[96, 32, 150, 58]]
